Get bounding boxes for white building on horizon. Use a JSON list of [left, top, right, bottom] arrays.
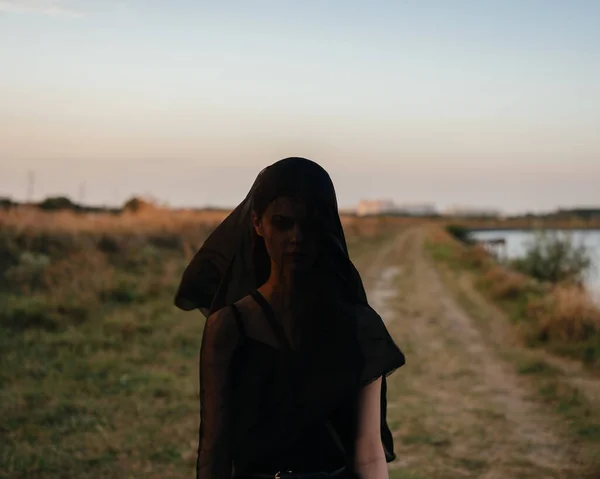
[[356, 199, 397, 216], [444, 206, 502, 218], [356, 199, 437, 216], [396, 203, 438, 216]]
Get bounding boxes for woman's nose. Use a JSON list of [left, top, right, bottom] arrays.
[[290, 223, 304, 243]]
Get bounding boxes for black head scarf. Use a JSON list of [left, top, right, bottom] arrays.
[[175, 157, 405, 468], [175, 157, 362, 314]]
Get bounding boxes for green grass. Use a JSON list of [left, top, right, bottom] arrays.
[[0, 223, 207, 478], [426, 242, 456, 266], [1, 297, 203, 478], [0, 222, 396, 478], [389, 469, 427, 479], [517, 359, 559, 376], [535, 379, 600, 443]]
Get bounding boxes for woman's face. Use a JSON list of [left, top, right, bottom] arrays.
[[253, 196, 318, 274]]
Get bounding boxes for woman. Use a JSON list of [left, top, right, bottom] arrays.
[[175, 157, 405, 479]]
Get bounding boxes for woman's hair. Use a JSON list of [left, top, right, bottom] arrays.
[[249, 158, 336, 286], [247, 159, 345, 348], [250, 216, 271, 288]]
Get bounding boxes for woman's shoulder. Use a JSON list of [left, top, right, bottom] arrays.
[[205, 295, 257, 339], [204, 303, 242, 346], [226, 294, 281, 348]]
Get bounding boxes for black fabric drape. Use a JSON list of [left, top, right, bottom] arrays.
[[175, 158, 405, 478]]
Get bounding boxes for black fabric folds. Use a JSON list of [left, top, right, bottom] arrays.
[[175, 158, 405, 478]]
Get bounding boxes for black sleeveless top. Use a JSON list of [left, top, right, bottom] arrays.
[[229, 291, 347, 474], [195, 290, 404, 479]]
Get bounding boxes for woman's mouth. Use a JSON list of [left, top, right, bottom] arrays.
[[285, 252, 308, 261]]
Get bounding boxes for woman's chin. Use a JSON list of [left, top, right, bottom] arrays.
[[286, 260, 316, 276]]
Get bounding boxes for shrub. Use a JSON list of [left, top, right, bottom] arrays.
[[491, 275, 528, 300], [2, 252, 51, 292], [0, 230, 21, 277], [0, 294, 88, 331], [122, 196, 159, 213], [512, 231, 591, 284], [97, 235, 121, 254], [445, 224, 472, 244], [0, 196, 16, 210], [147, 234, 182, 250], [100, 278, 140, 304], [38, 196, 79, 211], [480, 266, 532, 300]]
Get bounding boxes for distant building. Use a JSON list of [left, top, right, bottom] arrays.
[[444, 206, 502, 218], [356, 200, 437, 217], [357, 199, 397, 216], [396, 203, 438, 216]]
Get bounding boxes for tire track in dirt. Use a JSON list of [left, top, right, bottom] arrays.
[[358, 228, 585, 479]]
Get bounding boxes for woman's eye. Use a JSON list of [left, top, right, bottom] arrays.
[[272, 216, 294, 230]]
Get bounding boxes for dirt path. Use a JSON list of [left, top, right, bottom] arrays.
[[454, 270, 600, 413], [357, 228, 588, 479]]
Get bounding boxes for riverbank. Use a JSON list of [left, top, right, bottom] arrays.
[[426, 227, 600, 369], [471, 229, 600, 303], [420, 226, 600, 477]]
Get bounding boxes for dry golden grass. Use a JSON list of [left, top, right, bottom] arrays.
[[0, 206, 227, 235], [527, 286, 600, 342], [0, 207, 413, 336], [479, 266, 532, 300], [0, 206, 417, 239]]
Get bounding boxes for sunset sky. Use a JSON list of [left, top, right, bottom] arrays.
[[1, 0, 599, 213]]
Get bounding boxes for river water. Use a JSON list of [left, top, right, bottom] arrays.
[[470, 229, 600, 301]]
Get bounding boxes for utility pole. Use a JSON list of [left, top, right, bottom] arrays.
[[26, 171, 35, 204]]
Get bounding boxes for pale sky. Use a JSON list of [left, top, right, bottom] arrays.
[[1, 0, 599, 213]]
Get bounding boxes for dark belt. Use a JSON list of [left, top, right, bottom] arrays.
[[237, 465, 347, 479]]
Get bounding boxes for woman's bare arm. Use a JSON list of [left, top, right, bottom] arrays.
[[354, 376, 388, 479], [196, 307, 240, 479]]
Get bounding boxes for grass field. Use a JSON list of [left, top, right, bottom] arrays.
[[4, 206, 600, 478], [0, 207, 401, 479]]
